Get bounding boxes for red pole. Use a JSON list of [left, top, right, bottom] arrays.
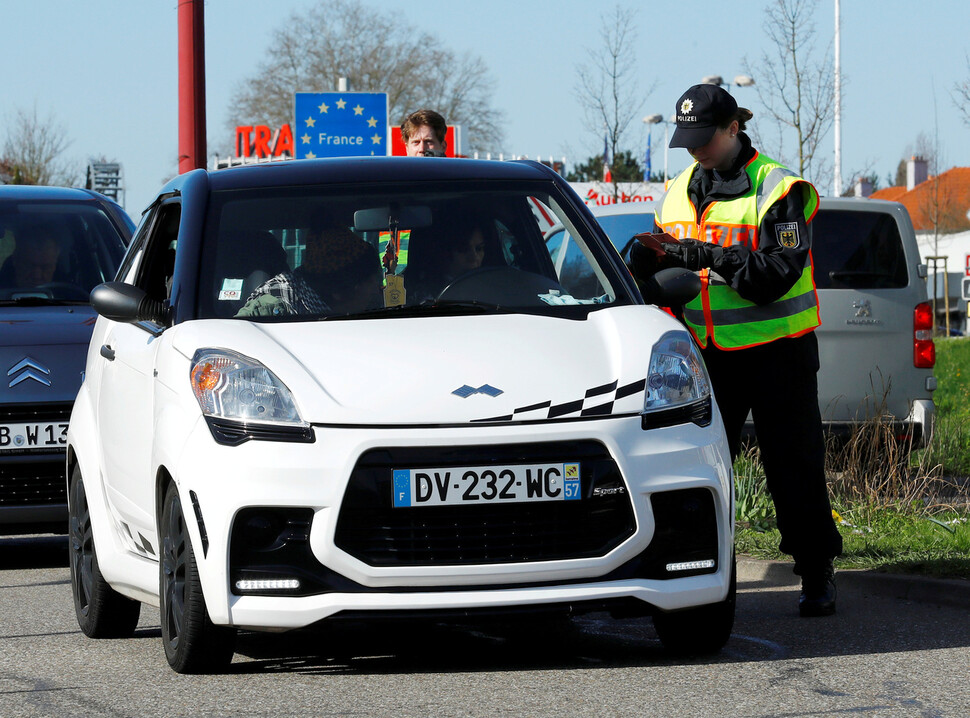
[[178, 0, 206, 174]]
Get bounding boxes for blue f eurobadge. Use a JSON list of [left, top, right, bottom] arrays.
[[294, 92, 389, 159]]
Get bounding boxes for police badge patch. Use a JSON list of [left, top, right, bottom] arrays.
[[775, 222, 800, 248]]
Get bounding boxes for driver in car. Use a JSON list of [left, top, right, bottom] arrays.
[[236, 220, 382, 318], [407, 214, 486, 302], [0, 231, 61, 288]]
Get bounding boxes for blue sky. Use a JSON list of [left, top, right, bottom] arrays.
[[2, 0, 969, 215]]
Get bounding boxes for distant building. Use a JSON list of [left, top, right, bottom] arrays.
[[870, 159, 970, 335]]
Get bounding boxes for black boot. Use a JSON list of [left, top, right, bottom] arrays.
[[798, 560, 836, 617]]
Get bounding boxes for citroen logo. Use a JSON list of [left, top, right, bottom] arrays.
[[7, 358, 52, 388], [452, 384, 503, 398], [852, 299, 872, 318]]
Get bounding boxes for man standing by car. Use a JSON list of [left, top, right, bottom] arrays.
[[630, 84, 843, 617], [401, 109, 448, 157]]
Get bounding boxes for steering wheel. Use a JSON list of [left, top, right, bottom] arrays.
[[436, 266, 568, 306], [35, 282, 91, 301]]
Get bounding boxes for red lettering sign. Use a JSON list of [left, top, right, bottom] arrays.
[[234, 124, 294, 158]]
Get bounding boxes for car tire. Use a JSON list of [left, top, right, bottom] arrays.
[[652, 555, 736, 657], [69, 464, 141, 638], [159, 482, 235, 674]]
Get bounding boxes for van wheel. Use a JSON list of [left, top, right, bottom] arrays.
[[652, 555, 736, 656], [159, 482, 235, 674], [69, 465, 141, 638]]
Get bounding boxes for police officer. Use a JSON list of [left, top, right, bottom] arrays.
[[631, 83, 843, 617]]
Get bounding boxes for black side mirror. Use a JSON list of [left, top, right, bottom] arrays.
[[90, 282, 169, 325], [636, 267, 701, 307]]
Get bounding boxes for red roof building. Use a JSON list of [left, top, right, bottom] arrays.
[[870, 167, 970, 234]]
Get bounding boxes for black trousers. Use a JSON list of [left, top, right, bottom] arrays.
[[701, 331, 843, 572]]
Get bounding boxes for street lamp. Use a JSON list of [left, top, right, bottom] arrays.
[[701, 74, 755, 93], [643, 113, 674, 184]]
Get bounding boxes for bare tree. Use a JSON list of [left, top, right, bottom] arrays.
[[952, 54, 970, 128], [574, 5, 650, 198], [1, 106, 77, 186], [742, 0, 834, 184], [226, 0, 503, 153]]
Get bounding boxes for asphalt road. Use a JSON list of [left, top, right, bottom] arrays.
[[2, 535, 969, 717]]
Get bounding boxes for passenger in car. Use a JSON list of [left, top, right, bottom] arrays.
[[236, 221, 381, 318], [0, 230, 61, 287]]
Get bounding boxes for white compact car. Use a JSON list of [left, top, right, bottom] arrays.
[[67, 157, 734, 673]]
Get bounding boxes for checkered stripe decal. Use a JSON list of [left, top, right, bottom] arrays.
[[471, 377, 647, 423]]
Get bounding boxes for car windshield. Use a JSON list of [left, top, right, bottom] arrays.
[[198, 182, 634, 321], [812, 209, 908, 289], [0, 201, 127, 304]]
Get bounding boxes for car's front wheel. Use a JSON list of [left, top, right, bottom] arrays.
[[652, 555, 736, 656], [69, 464, 141, 638], [159, 482, 235, 674]]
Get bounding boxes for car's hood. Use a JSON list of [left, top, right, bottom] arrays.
[[0, 305, 97, 403], [172, 307, 681, 425]]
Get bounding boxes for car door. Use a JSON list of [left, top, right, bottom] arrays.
[[95, 201, 181, 556]]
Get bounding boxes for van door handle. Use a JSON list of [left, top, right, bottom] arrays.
[[100, 344, 115, 361]]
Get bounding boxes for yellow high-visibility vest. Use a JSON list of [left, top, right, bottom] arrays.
[[655, 152, 821, 350]]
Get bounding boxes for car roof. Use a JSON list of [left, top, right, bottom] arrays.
[[0, 185, 112, 202], [200, 157, 557, 193], [589, 201, 656, 217]]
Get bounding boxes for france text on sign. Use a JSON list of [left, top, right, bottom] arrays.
[[294, 92, 388, 159]]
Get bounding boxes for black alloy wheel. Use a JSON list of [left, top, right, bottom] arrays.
[[69, 464, 141, 638], [159, 482, 235, 673]]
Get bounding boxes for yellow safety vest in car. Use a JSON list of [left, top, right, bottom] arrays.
[[655, 152, 821, 350]]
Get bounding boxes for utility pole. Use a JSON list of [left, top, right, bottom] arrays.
[[833, 0, 842, 197], [178, 0, 206, 174]]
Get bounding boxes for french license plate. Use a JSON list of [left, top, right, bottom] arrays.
[[393, 462, 581, 508], [0, 422, 69, 452]]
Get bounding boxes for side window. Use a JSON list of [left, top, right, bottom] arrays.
[[115, 207, 158, 283], [134, 203, 181, 302], [812, 209, 908, 289]]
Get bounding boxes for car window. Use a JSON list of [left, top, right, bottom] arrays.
[[811, 209, 908, 289], [198, 183, 633, 321], [596, 213, 656, 259], [132, 202, 181, 304], [0, 201, 127, 303]]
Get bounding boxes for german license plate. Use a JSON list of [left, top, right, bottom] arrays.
[[0, 422, 69, 452], [393, 462, 581, 508]]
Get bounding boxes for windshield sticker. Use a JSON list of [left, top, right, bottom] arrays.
[[219, 278, 244, 301]]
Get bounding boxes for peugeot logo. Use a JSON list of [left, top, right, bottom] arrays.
[[452, 384, 504, 398], [852, 299, 872, 318], [7, 357, 52, 388]]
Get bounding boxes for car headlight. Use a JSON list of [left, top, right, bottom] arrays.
[[190, 349, 304, 426], [642, 331, 712, 427]]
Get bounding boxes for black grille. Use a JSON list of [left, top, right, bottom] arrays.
[[335, 441, 635, 566], [0, 458, 67, 506], [0, 402, 72, 423]]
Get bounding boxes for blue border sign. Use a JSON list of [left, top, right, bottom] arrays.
[[294, 92, 389, 159]]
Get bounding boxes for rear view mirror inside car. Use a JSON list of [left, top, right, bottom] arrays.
[[354, 205, 432, 231]]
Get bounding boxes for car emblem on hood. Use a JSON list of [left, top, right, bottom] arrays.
[[7, 357, 52, 388], [452, 384, 504, 398]]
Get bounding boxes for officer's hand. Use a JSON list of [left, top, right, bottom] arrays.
[[663, 240, 723, 271], [629, 239, 662, 279]]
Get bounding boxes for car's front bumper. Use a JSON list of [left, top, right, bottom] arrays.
[[172, 411, 734, 630]]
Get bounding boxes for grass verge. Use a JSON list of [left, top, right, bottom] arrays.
[[736, 336, 970, 580]]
